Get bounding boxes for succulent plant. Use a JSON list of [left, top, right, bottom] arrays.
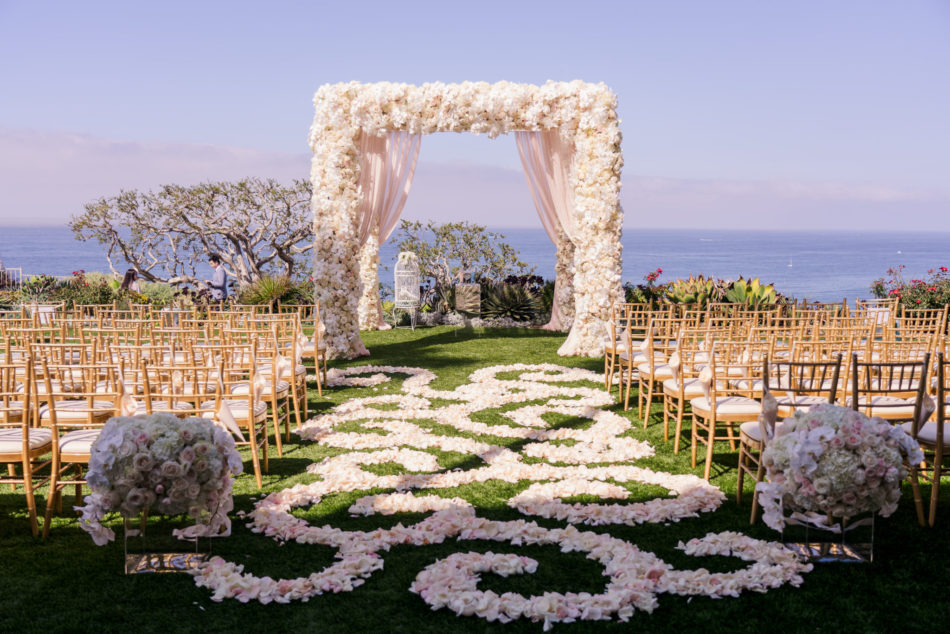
[[662, 275, 723, 308], [481, 284, 540, 321], [724, 276, 777, 309]]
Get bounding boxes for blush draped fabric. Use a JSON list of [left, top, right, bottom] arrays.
[[356, 132, 421, 330], [515, 130, 576, 331], [357, 131, 421, 245]]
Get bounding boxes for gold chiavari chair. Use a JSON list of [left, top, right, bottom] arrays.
[[603, 303, 649, 393], [140, 359, 217, 417], [259, 318, 309, 425], [691, 339, 766, 480], [848, 351, 930, 423], [25, 301, 67, 326], [299, 300, 327, 395], [737, 353, 842, 524], [277, 301, 316, 321], [243, 331, 293, 455], [150, 305, 198, 328], [0, 356, 53, 536], [208, 357, 268, 489], [854, 297, 899, 336], [632, 315, 678, 418], [904, 351, 950, 526], [662, 327, 710, 452], [897, 305, 948, 341], [38, 360, 125, 537]]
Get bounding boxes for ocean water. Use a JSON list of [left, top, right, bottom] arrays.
[[1, 225, 947, 302]]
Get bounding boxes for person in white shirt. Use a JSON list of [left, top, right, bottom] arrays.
[[120, 268, 140, 292]]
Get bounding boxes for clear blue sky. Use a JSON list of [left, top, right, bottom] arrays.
[[0, 0, 947, 229]]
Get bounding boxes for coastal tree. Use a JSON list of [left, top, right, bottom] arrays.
[[70, 178, 313, 288], [393, 219, 534, 300]]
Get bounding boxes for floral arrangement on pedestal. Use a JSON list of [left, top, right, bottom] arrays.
[[756, 403, 924, 531], [76, 413, 244, 545], [309, 80, 623, 359]]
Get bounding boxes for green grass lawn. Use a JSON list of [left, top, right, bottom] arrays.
[[1, 326, 946, 632]]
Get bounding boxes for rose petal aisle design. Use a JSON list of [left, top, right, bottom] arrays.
[[192, 364, 811, 628]]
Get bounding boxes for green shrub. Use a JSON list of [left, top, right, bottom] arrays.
[[624, 268, 666, 306], [140, 281, 177, 306], [17, 274, 61, 303], [539, 280, 555, 315], [237, 275, 308, 309], [56, 270, 117, 308], [0, 290, 17, 309], [83, 272, 120, 288]]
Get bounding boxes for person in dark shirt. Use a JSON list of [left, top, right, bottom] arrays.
[[208, 253, 228, 301]]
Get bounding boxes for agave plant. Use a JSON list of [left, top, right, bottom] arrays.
[[724, 276, 777, 309], [237, 275, 295, 310], [662, 275, 723, 309], [481, 284, 540, 321]]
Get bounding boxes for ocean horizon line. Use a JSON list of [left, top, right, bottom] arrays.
[[1, 222, 949, 237]]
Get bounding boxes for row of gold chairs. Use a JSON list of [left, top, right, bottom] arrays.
[[0, 304, 327, 536], [604, 301, 949, 527]]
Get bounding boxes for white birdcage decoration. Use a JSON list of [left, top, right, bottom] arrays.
[[393, 251, 420, 328]]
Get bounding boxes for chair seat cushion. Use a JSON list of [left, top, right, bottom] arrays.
[[846, 395, 917, 418], [135, 400, 192, 414], [257, 363, 306, 379], [159, 351, 192, 364], [637, 363, 674, 379], [869, 378, 920, 391], [732, 378, 764, 392], [690, 395, 762, 416], [21, 380, 71, 395], [39, 400, 115, 420], [0, 427, 53, 454], [739, 419, 787, 443], [199, 400, 267, 421], [662, 377, 707, 398], [58, 428, 101, 456], [0, 400, 27, 418], [900, 420, 949, 445], [619, 351, 665, 363], [160, 384, 214, 396], [232, 380, 291, 398], [775, 395, 830, 410]]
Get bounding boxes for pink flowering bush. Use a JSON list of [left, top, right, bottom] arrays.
[[870, 264, 950, 309]]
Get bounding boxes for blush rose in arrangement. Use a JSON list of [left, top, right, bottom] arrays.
[[756, 403, 924, 531], [76, 413, 244, 545]]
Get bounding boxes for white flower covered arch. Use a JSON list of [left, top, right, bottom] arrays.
[[309, 81, 624, 359]]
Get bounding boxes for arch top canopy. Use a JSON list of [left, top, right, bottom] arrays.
[[309, 80, 620, 143]]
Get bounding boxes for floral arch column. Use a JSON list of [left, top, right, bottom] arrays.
[[309, 81, 624, 359]]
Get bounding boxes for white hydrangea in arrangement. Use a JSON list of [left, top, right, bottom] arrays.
[[76, 414, 244, 545], [756, 403, 924, 531], [309, 80, 623, 359]]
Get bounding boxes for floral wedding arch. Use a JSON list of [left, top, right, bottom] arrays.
[[309, 80, 624, 359]]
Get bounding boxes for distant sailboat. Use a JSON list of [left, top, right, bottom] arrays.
[[787, 257, 793, 268]]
